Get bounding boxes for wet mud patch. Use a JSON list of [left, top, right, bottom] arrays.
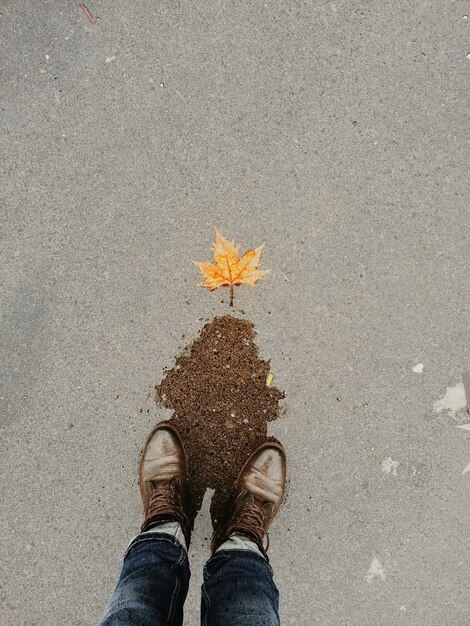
[[156, 315, 284, 525]]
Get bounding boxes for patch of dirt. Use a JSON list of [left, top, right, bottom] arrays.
[[155, 315, 284, 527]]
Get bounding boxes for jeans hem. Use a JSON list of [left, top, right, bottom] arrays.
[[123, 532, 187, 560], [205, 548, 274, 575]]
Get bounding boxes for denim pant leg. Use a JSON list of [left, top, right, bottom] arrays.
[[100, 533, 190, 626], [201, 550, 280, 626]]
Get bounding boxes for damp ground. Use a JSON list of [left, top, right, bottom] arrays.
[[156, 315, 284, 525]]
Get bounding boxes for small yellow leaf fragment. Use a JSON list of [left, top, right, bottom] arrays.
[[266, 373, 274, 387]]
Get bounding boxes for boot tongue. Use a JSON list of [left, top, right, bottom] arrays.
[[252, 490, 274, 514], [262, 501, 274, 516]]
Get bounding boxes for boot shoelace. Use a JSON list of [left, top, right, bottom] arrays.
[[234, 495, 269, 548], [148, 481, 177, 512]]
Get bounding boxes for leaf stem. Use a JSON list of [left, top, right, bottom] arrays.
[[229, 284, 234, 307]]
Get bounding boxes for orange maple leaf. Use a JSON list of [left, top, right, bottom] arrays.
[[194, 231, 269, 306]]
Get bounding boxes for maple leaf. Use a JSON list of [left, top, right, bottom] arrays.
[[194, 231, 268, 306]]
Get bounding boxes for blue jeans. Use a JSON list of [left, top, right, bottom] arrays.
[[100, 532, 280, 626]]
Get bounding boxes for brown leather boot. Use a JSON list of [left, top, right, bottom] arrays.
[[139, 421, 191, 546], [212, 439, 286, 559]]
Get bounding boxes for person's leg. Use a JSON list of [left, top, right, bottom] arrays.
[[100, 523, 190, 626], [201, 539, 279, 626], [99, 422, 193, 626], [202, 440, 286, 625]]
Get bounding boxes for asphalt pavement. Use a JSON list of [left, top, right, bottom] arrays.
[[1, 2, 469, 624]]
